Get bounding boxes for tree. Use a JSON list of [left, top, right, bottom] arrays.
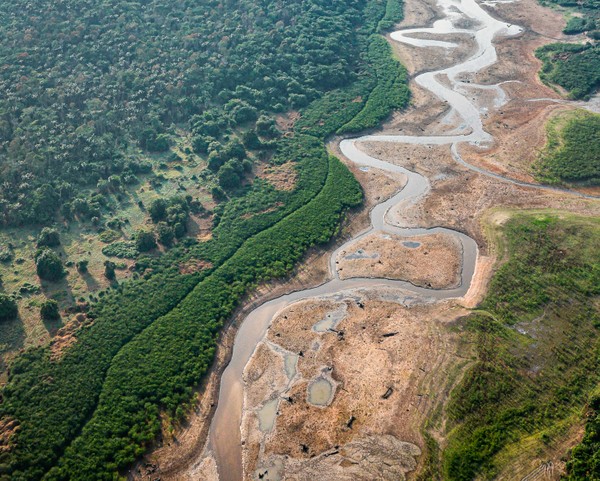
[[149, 198, 167, 222], [211, 185, 226, 201], [242, 130, 261, 150], [35, 249, 65, 281], [37, 227, 61, 248], [256, 115, 279, 138], [218, 163, 242, 189], [104, 260, 116, 280], [76, 259, 89, 273], [150, 134, 171, 152], [192, 135, 210, 154], [135, 230, 157, 252], [40, 300, 60, 321], [0, 293, 18, 322], [156, 223, 174, 246]]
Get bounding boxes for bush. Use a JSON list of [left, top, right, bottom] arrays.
[[0, 243, 13, 263], [135, 230, 157, 252], [534, 110, 600, 185], [76, 260, 89, 273], [0, 293, 18, 322], [378, 0, 404, 32], [101, 241, 138, 259], [157, 222, 174, 246], [149, 198, 167, 222], [338, 35, 410, 133], [565, 394, 600, 479], [40, 300, 60, 321], [35, 249, 65, 282], [536, 43, 600, 100], [37, 227, 61, 248], [563, 17, 596, 35], [104, 261, 116, 280]]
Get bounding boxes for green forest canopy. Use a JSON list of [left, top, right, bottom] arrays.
[[534, 110, 600, 185], [0, 0, 366, 227], [0, 0, 409, 479]]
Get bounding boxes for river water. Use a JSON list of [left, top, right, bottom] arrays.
[[204, 0, 589, 479]]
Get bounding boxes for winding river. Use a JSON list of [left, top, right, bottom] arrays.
[[205, 0, 594, 479]]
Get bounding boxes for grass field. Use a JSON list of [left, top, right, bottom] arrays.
[[534, 109, 600, 186], [0, 137, 219, 378], [416, 211, 600, 480]]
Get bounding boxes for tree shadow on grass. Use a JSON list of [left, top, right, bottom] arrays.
[[42, 314, 64, 337], [0, 315, 25, 355], [0, 315, 26, 374], [81, 271, 101, 292]]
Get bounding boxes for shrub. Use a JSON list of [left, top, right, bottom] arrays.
[[536, 43, 600, 100], [534, 110, 600, 185], [135, 230, 156, 252], [0, 293, 18, 322], [35, 249, 65, 282], [101, 241, 138, 259], [149, 198, 167, 222], [157, 222, 174, 246], [36, 227, 61, 248], [104, 261, 116, 280], [0, 244, 13, 262], [76, 260, 89, 273], [40, 300, 60, 321]]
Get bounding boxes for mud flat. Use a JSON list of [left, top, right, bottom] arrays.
[[240, 295, 466, 481], [336, 231, 462, 288]]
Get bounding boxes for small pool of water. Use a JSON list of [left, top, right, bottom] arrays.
[[307, 377, 334, 406], [312, 305, 346, 333], [283, 352, 298, 381], [402, 241, 421, 248], [257, 398, 278, 433], [345, 249, 379, 260]]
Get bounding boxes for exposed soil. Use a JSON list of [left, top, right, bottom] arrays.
[[336, 231, 462, 289], [241, 294, 468, 480], [358, 140, 600, 252], [255, 162, 298, 192], [49, 312, 92, 362]]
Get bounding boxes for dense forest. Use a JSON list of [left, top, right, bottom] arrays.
[[534, 110, 600, 185], [0, 0, 409, 479], [0, 0, 366, 227], [441, 214, 600, 480], [536, 0, 599, 99]]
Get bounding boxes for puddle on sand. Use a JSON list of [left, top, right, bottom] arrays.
[[307, 377, 334, 406], [257, 398, 279, 433], [402, 241, 421, 248], [283, 352, 298, 381], [312, 304, 347, 333], [344, 248, 379, 260], [254, 458, 284, 481]]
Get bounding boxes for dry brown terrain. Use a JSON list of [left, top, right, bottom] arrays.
[[336, 231, 462, 288], [240, 295, 468, 481]]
